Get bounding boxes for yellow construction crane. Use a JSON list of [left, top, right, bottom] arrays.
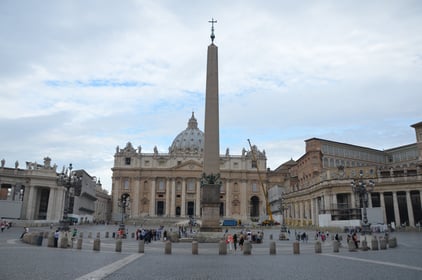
[[247, 139, 274, 225]]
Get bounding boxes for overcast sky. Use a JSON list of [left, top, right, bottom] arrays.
[[1, 0, 421, 193]]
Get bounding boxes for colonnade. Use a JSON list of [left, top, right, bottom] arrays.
[[286, 190, 422, 228]]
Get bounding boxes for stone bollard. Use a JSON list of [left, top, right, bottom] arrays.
[[60, 235, 68, 249], [93, 238, 101, 251], [115, 239, 122, 252], [361, 240, 369, 251], [96, 232, 101, 239], [105, 232, 109, 238], [348, 240, 357, 252], [243, 240, 252, 255], [269, 234, 273, 240], [88, 232, 92, 239], [293, 241, 300, 254], [315, 241, 322, 254], [219, 240, 227, 255], [48, 232, 55, 247], [165, 240, 172, 255], [269, 241, 276, 255], [79, 232, 84, 238], [138, 240, 145, 253], [388, 237, 397, 248], [77, 238, 83, 249], [192, 241, 198, 255], [131, 232, 135, 239], [31, 234, 38, 245], [371, 237, 379, 250], [333, 241, 339, 253], [380, 238, 387, 250], [36, 232, 44, 246]]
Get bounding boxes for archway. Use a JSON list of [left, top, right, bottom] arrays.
[[250, 196, 260, 218]]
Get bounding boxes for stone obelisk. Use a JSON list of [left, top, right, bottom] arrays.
[[200, 18, 222, 232]]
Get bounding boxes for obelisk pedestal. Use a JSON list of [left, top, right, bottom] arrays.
[[200, 184, 221, 232]]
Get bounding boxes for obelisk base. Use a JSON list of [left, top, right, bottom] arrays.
[[200, 184, 221, 232]]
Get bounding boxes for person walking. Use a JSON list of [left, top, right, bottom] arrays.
[[239, 234, 245, 251], [233, 233, 238, 251], [54, 230, 59, 247]]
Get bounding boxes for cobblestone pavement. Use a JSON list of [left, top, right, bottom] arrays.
[[1, 224, 421, 279]]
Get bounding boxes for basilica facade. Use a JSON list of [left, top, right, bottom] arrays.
[[111, 113, 268, 223]]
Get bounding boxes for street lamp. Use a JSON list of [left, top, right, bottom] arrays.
[[118, 193, 130, 238], [350, 171, 375, 235], [57, 163, 81, 231], [278, 196, 290, 240]]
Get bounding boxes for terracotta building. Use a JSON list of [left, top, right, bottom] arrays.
[[271, 121, 422, 229]]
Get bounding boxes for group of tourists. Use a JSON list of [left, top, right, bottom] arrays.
[[224, 230, 264, 253], [0, 220, 12, 232], [135, 228, 160, 243], [347, 232, 360, 248], [314, 230, 330, 242]]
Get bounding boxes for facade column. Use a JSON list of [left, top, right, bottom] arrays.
[[350, 192, 356, 209], [311, 197, 316, 226], [170, 179, 176, 217], [149, 180, 156, 216], [393, 191, 401, 227], [299, 201, 304, 226], [46, 187, 60, 221], [225, 180, 230, 217], [315, 197, 320, 224], [133, 178, 140, 218], [24, 185, 36, 220], [380, 192, 387, 224], [241, 181, 248, 220], [331, 193, 337, 209], [367, 193, 372, 208], [181, 179, 186, 217], [165, 179, 171, 216], [112, 178, 121, 221], [195, 181, 201, 217], [306, 200, 311, 224], [406, 191, 415, 227]]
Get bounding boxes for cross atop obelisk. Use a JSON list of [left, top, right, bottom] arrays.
[[209, 18, 217, 43]]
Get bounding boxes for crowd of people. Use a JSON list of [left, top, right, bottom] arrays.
[[0, 220, 12, 232], [135, 227, 163, 242], [223, 230, 264, 253]]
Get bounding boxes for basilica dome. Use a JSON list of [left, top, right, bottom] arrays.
[[169, 113, 204, 155]]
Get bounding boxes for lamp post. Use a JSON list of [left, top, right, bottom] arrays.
[[118, 193, 130, 238], [350, 171, 375, 235], [278, 196, 287, 227], [278, 195, 290, 240], [57, 163, 81, 231]]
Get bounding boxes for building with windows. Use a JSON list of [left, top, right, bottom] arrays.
[[94, 183, 111, 223], [69, 170, 98, 224], [271, 121, 422, 229], [111, 113, 268, 223], [0, 157, 105, 225]]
